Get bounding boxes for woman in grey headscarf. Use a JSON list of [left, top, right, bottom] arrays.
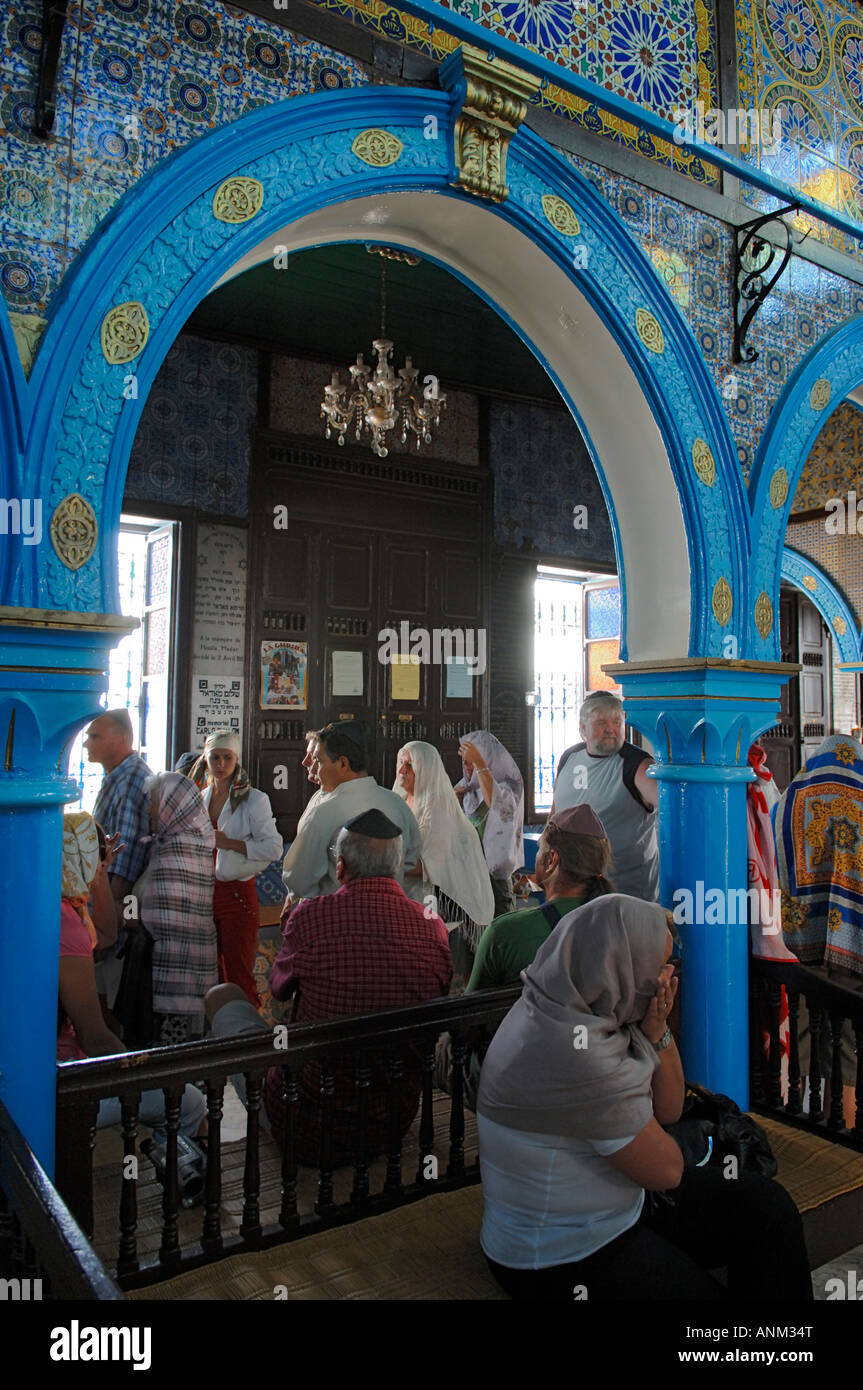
[[477, 895, 812, 1301]]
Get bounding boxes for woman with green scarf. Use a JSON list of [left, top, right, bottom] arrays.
[[190, 730, 283, 1008]]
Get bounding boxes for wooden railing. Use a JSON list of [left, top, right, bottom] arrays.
[[55, 987, 520, 1290], [0, 1098, 122, 1300], [749, 958, 863, 1150]]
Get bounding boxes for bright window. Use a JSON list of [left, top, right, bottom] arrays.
[[65, 516, 175, 810], [533, 567, 620, 813]]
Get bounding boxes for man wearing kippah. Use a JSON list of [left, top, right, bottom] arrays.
[[552, 691, 659, 902], [281, 721, 421, 904], [207, 808, 452, 1164], [467, 805, 614, 992]]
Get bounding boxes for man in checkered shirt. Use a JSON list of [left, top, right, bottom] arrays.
[[207, 808, 452, 1164], [88, 709, 153, 917]]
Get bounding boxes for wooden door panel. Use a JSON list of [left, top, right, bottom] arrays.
[[383, 544, 429, 615], [441, 549, 482, 621], [326, 539, 374, 612]]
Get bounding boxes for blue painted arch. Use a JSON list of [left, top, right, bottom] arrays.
[[781, 546, 862, 663], [750, 314, 863, 659], [2, 83, 747, 658]]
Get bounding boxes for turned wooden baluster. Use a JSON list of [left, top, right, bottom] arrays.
[[786, 991, 801, 1115], [807, 999, 824, 1125], [854, 1018, 863, 1143], [118, 1094, 140, 1276], [202, 1080, 224, 1254], [241, 1072, 263, 1244], [766, 979, 783, 1110], [279, 1066, 300, 1230], [158, 1086, 181, 1267], [350, 1056, 371, 1209], [828, 1012, 846, 1133], [448, 1031, 466, 1180], [415, 1044, 436, 1186], [384, 1056, 404, 1196], [316, 1060, 336, 1216]]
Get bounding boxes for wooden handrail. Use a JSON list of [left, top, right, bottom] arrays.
[[56, 987, 522, 1102], [0, 1098, 122, 1300]]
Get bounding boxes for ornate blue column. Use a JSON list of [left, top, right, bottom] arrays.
[[607, 659, 799, 1107], [0, 609, 135, 1172]]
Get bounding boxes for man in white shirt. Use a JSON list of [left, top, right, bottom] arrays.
[[281, 722, 422, 903]]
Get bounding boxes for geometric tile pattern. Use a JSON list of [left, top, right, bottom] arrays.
[[737, 0, 863, 260], [785, 516, 863, 630], [0, 0, 368, 317], [124, 333, 257, 518], [490, 398, 615, 563], [306, 0, 721, 185], [793, 400, 863, 511], [566, 146, 863, 478]]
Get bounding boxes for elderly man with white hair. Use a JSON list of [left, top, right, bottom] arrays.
[[552, 691, 659, 902], [187, 730, 283, 1008]]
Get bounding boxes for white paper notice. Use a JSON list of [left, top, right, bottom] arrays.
[[192, 675, 244, 742], [189, 525, 247, 747], [332, 650, 364, 697], [445, 658, 474, 699]]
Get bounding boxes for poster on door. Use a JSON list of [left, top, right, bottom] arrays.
[[260, 640, 308, 709]]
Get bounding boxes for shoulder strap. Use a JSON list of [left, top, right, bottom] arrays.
[[619, 742, 654, 813], [555, 742, 585, 780], [539, 900, 563, 928]]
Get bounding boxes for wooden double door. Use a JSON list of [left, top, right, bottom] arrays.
[[246, 434, 490, 840]]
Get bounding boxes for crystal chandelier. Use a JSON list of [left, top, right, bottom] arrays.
[[321, 247, 446, 459]]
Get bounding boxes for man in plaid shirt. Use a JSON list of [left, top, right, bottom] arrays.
[[88, 709, 153, 916], [207, 808, 452, 1164]]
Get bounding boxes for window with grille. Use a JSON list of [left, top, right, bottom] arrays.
[[532, 567, 620, 813]]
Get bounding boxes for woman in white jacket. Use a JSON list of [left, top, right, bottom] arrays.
[[189, 731, 283, 1008]]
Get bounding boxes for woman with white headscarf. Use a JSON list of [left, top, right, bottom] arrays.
[[394, 741, 495, 957], [477, 894, 812, 1302], [454, 731, 524, 918], [188, 731, 283, 1009]]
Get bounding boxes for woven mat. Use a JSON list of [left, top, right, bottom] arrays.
[[756, 1114, 863, 1212], [128, 1185, 504, 1301]]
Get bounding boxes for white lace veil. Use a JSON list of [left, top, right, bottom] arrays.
[[453, 730, 524, 879], [393, 741, 495, 929]]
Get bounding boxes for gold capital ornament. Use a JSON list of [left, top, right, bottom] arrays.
[[439, 46, 540, 202]]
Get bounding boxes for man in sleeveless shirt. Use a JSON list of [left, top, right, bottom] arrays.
[[552, 692, 660, 901]]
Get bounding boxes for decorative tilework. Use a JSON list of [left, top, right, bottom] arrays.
[[562, 143, 863, 477], [124, 334, 257, 517], [786, 518, 863, 630], [737, 0, 863, 259], [305, 0, 720, 185], [0, 0, 368, 317], [489, 399, 615, 563], [793, 401, 863, 510]]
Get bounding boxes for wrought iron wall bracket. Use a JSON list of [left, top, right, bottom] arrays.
[[34, 0, 68, 138], [733, 203, 807, 364]]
